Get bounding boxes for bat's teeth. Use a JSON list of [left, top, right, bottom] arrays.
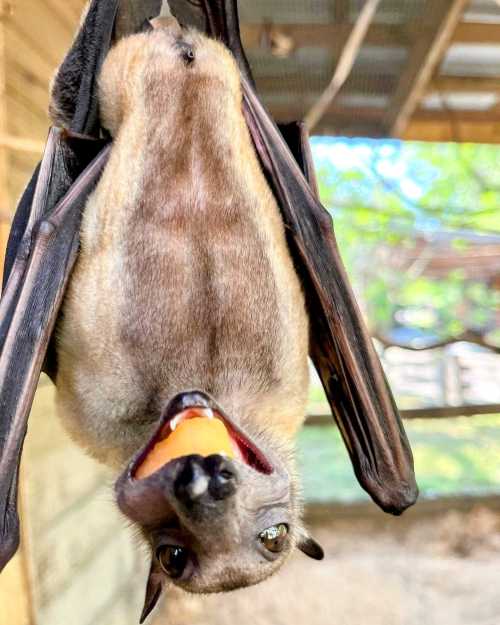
[[169, 407, 214, 432], [170, 414, 184, 431]]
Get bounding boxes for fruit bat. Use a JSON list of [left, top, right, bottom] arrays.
[[0, 0, 418, 621]]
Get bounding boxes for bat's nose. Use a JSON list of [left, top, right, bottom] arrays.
[[174, 455, 237, 504]]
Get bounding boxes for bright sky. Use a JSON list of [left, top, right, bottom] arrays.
[[311, 136, 423, 201]]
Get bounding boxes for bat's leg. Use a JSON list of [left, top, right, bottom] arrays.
[[0, 147, 110, 572], [241, 77, 418, 514]]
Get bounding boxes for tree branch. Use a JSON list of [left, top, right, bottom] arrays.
[[373, 330, 500, 354]]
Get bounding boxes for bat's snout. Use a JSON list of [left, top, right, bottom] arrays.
[[174, 454, 238, 504], [115, 391, 273, 527]]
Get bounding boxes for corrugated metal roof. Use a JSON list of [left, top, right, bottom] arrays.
[[238, 0, 500, 141], [465, 0, 500, 23], [441, 44, 500, 77]]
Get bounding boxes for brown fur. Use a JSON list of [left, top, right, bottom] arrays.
[[54, 24, 313, 598], [55, 27, 309, 467]]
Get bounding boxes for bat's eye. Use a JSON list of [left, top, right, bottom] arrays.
[[157, 545, 189, 578], [259, 524, 289, 553]]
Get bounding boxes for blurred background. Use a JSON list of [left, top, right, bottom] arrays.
[[0, 1, 499, 624]]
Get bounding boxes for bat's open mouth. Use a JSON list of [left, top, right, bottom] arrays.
[[131, 392, 273, 480]]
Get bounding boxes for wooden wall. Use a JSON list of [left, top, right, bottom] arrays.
[[1, 0, 86, 217]]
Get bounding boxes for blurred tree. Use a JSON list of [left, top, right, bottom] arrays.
[[313, 139, 500, 346]]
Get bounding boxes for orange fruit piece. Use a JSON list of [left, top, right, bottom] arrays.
[[136, 417, 235, 479]]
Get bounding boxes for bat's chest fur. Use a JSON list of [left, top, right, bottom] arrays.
[[55, 91, 309, 467]]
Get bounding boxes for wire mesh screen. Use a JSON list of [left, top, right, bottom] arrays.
[[238, 0, 483, 137]]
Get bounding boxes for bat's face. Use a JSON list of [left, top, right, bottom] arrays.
[[115, 392, 322, 619]]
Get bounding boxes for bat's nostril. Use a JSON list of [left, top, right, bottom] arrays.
[[203, 454, 234, 476], [174, 455, 237, 503], [219, 469, 234, 481], [208, 461, 237, 501], [209, 473, 236, 500]]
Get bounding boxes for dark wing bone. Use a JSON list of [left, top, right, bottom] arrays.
[[242, 86, 417, 513], [192, 0, 418, 514], [0, 145, 110, 571]]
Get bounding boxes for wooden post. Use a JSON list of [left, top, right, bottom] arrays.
[[0, 554, 32, 625], [304, 0, 382, 131], [384, 0, 469, 137], [0, 0, 8, 218]]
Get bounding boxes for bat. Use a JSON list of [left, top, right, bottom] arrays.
[[0, 0, 418, 621]]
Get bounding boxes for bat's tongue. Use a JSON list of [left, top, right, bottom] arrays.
[[136, 411, 236, 479]]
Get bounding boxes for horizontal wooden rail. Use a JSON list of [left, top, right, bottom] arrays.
[[307, 403, 500, 425], [0, 135, 45, 154]]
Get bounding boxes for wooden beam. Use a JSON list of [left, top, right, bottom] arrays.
[[413, 109, 500, 123], [428, 76, 500, 94], [403, 116, 500, 144], [305, 0, 382, 130], [241, 23, 414, 51], [0, 1, 9, 216], [384, 0, 469, 137], [267, 104, 500, 142], [257, 74, 396, 95], [452, 21, 500, 44], [269, 105, 385, 124], [335, 0, 350, 24], [241, 20, 500, 53], [265, 105, 385, 137], [0, 135, 45, 154], [306, 403, 500, 425]]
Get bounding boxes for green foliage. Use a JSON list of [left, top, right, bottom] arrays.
[[312, 138, 500, 338], [299, 415, 500, 502]]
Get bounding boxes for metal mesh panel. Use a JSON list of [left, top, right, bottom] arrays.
[[239, 0, 427, 25], [239, 0, 489, 136], [367, 0, 427, 25], [239, 0, 336, 25]]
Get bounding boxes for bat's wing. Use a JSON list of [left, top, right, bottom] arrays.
[[191, 0, 418, 514], [0, 0, 161, 570], [242, 85, 417, 513], [0, 144, 110, 569]]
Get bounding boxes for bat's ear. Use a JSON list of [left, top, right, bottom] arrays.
[[140, 558, 165, 624], [297, 530, 324, 561]]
